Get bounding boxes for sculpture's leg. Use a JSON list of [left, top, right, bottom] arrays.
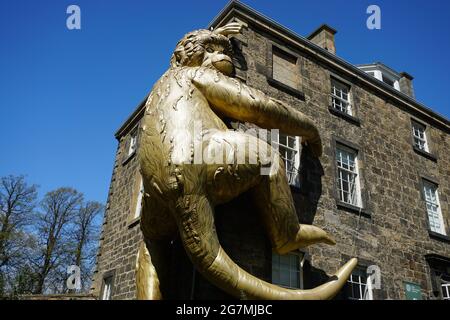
[[205, 131, 266, 205], [251, 155, 336, 255], [203, 130, 335, 254], [136, 240, 162, 300], [136, 239, 173, 300], [136, 196, 176, 300]]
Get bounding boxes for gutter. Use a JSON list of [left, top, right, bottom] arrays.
[[208, 0, 450, 132], [114, 0, 450, 139]]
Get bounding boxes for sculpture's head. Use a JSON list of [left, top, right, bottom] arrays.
[[170, 27, 236, 75]]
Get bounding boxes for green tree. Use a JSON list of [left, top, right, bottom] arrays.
[[71, 201, 103, 292], [34, 188, 82, 294], [11, 264, 40, 297], [0, 175, 38, 296]]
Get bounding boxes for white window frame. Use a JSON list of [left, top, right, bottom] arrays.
[[347, 267, 373, 300], [128, 128, 138, 156], [331, 78, 352, 116], [272, 133, 301, 188], [133, 178, 144, 220], [423, 180, 446, 235], [412, 122, 429, 152], [442, 282, 450, 300], [272, 251, 304, 289], [336, 145, 362, 208], [101, 276, 113, 300], [381, 73, 400, 91], [371, 70, 383, 81]]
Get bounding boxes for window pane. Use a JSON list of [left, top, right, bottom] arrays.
[[331, 79, 351, 115], [134, 179, 144, 219], [290, 255, 300, 288], [423, 181, 445, 235], [272, 269, 280, 285], [102, 277, 113, 300], [274, 134, 299, 187], [287, 136, 296, 148], [280, 267, 290, 287], [128, 129, 138, 156], [412, 122, 428, 152], [336, 146, 360, 206], [442, 283, 450, 300], [272, 252, 302, 289], [347, 268, 369, 300], [382, 74, 395, 87], [361, 284, 367, 299], [352, 283, 361, 300]]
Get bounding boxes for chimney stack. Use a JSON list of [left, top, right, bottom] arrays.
[[399, 72, 415, 99], [307, 24, 337, 54]]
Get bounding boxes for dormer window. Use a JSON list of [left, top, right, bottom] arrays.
[[358, 63, 401, 91], [382, 74, 395, 88]]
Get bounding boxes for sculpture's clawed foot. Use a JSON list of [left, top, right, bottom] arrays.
[[275, 225, 336, 255]]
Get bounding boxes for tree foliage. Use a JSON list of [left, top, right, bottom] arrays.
[[0, 175, 38, 295], [0, 175, 103, 297]]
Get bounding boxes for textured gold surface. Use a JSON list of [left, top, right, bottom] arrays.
[[136, 23, 357, 300], [136, 242, 162, 300]]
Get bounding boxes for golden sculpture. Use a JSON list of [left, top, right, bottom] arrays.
[[136, 22, 357, 300]]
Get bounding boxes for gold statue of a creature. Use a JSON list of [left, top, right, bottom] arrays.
[[136, 23, 357, 300]]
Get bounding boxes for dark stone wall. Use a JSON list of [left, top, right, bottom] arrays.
[[92, 16, 450, 300], [91, 136, 143, 299], [232, 21, 450, 300]]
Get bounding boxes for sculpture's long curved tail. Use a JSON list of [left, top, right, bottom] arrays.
[[176, 194, 357, 300], [207, 248, 356, 300]]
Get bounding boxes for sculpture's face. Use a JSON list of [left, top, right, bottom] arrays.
[[170, 30, 234, 75], [201, 43, 234, 76]]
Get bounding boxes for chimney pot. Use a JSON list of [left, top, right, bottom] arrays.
[[307, 24, 337, 54], [399, 72, 415, 98]]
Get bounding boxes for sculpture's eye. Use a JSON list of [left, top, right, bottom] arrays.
[[206, 47, 214, 53]]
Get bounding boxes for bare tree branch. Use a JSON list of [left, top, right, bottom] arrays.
[[0, 175, 38, 294], [34, 187, 82, 294]]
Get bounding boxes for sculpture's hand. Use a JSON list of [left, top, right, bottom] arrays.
[[271, 98, 323, 157], [213, 22, 243, 36]]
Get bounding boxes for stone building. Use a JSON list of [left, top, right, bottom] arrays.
[[91, 1, 450, 300]]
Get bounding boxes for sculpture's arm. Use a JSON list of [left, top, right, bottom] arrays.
[[191, 67, 322, 156]]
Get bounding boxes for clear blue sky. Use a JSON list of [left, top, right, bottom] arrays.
[[1, 0, 449, 203]]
